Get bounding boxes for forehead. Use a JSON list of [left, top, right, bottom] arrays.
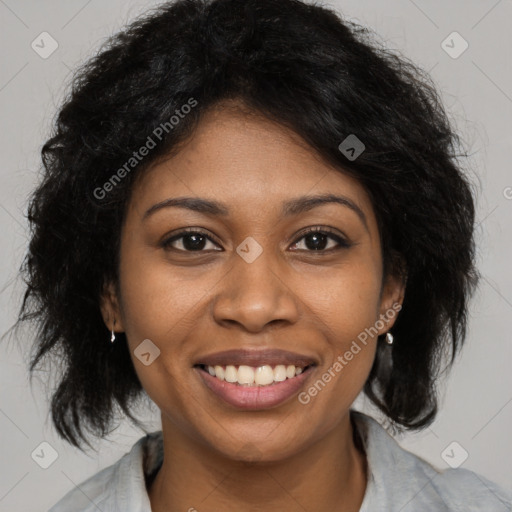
[[128, 105, 377, 230]]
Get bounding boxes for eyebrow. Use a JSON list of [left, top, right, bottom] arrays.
[[143, 193, 368, 230]]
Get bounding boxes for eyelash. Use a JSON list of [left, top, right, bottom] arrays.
[[161, 226, 351, 254]]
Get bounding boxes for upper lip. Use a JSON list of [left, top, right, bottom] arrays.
[[194, 348, 317, 368]]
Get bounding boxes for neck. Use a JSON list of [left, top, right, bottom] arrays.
[[148, 412, 368, 512]]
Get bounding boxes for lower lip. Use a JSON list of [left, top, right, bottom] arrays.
[[194, 366, 315, 410]]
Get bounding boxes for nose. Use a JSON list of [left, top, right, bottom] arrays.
[[212, 248, 301, 333]]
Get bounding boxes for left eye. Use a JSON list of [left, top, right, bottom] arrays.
[[290, 229, 350, 252]]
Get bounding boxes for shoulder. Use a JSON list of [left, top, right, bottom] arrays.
[[48, 431, 163, 512], [434, 466, 512, 511], [48, 461, 119, 512], [352, 411, 512, 512]]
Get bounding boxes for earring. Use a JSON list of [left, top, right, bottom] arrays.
[[111, 320, 116, 344], [385, 332, 394, 345]]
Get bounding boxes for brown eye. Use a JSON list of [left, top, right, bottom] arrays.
[[161, 226, 351, 254], [290, 227, 351, 252], [161, 229, 221, 252]]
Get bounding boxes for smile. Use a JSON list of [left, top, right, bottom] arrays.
[[194, 364, 315, 409], [200, 363, 310, 386]]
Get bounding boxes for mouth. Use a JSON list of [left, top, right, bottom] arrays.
[[195, 363, 314, 386], [193, 363, 316, 410]]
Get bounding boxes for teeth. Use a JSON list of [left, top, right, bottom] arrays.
[[274, 365, 287, 382], [214, 365, 225, 380], [224, 365, 237, 383], [238, 365, 255, 385], [205, 363, 309, 386], [254, 365, 274, 385]]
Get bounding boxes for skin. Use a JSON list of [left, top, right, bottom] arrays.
[[101, 101, 405, 512]]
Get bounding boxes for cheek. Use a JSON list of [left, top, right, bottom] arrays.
[[116, 244, 226, 411], [118, 246, 213, 344], [116, 258, 199, 420], [291, 260, 381, 410], [294, 256, 382, 342]]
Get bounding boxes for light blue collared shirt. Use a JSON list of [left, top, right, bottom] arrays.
[[48, 411, 512, 511]]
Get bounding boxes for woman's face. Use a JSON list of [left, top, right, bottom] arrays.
[[103, 104, 404, 461]]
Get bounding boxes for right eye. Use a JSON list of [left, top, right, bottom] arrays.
[[161, 228, 223, 252]]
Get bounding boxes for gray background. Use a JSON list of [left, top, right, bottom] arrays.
[[1, 0, 511, 510]]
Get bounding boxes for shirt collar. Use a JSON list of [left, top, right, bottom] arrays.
[[111, 430, 163, 511]]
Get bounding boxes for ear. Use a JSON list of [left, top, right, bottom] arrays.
[[376, 261, 407, 336], [99, 280, 124, 332]]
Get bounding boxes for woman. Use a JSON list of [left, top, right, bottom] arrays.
[[18, 0, 511, 510]]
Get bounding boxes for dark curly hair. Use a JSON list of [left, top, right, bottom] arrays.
[[15, 0, 479, 450]]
